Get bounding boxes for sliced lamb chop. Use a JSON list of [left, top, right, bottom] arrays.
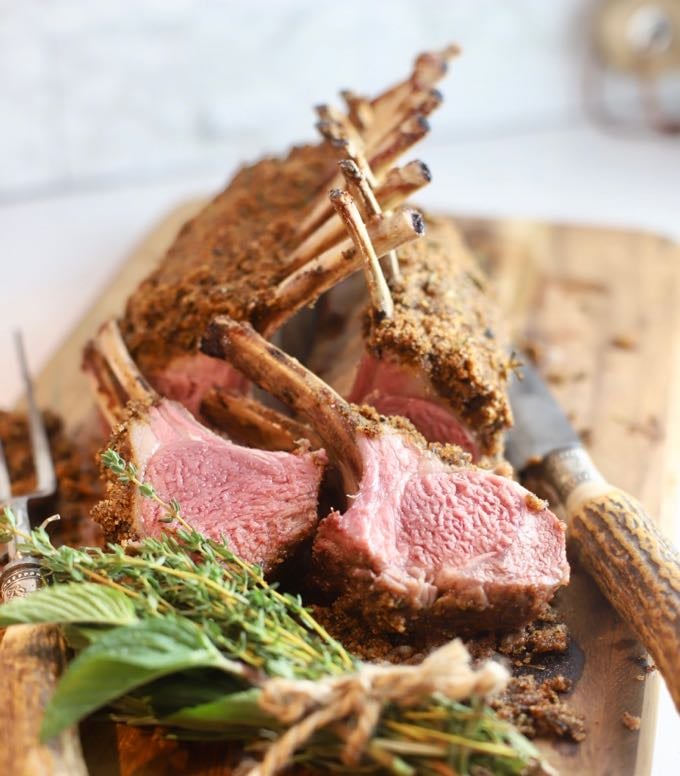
[[84, 321, 327, 573], [201, 318, 569, 636], [120, 47, 448, 414]]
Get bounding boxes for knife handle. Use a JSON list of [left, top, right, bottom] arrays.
[[0, 623, 88, 775], [543, 447, 680, 711]]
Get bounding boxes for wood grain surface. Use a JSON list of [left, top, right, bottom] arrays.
[[27, 203, 680, 775], [0, 624, 88, 776]]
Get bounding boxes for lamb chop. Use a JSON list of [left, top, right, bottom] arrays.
[[364, 220, 513, 460], [201, 317, 570, 636], [313, 186, 514, 460], [120, 47, 453, 414], [83, 321, 327, 573]]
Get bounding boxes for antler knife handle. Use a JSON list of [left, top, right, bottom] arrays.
[[0, 623, 88, 775], [543, 447, 680, 711]]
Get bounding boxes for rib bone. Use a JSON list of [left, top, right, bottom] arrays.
[[340, 89, 373, 131], [338, 159, 381, 218], [283, 159, 428, 272], [202, 318, 363, 491], [339, 159, 401, 283], [83, 320, 157, 425], [299, 114, 430, 243], [368, 45, 459, 136], [258, 206, 424, 336], [375, 160, 432, 210], [291, 45, 455, 247], [316, 105, 376, 187], [200, 389, 319, 452], [330, 189, 394, 320], [369, 114, 430, 178]]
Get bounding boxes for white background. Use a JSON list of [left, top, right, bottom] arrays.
[[1, 1, 679, 771]]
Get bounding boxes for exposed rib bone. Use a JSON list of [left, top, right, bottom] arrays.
[[369, 45, 459, 132], [316, 121, 375, 186], [339, 159, 401, 283], [202, 318, 362, 491], [365, 88, 442, 154], [315, 105, 366, 165], [94, 321, 156, 405], [295, 140, 372, 244], [283, 160, 428, 272], [298, 116, 377, 242], [82, 342, 129, 428], [340, 89, 373, 131], [338, 159, 381, 218], [330, 189, 394, 320], [293, 46, 455, 244], [375, 160, 432, 211], [283, 213, 346, 271], [301, 113, 429, 240], [83, 320, 157, 426], [259, 207, 424, 336], [200, 389, 319, 452], [369, 114, 430, 178]]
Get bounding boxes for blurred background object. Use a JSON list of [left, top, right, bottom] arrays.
[[588, 0, 680, 132], [1, 0, 678, 201]]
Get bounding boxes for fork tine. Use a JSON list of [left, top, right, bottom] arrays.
[[14, 331, 56, 497], [0, 439, 11, 505]]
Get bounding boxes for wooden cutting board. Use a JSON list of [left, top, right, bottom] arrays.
[[33, 202, 680, 776]]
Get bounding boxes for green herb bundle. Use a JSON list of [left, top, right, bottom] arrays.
[[0, 452, 550, 776]]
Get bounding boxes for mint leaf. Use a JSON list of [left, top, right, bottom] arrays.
[[162, 688, 274, 731], [41, 616, 243, 741], [0, 582, 138, 627]]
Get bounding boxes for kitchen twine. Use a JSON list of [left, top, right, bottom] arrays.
[[243, 639, 509, 776]]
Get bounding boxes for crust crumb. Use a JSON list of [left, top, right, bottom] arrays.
[[622, 711, 641, 731], [525, 492, 549, 512]]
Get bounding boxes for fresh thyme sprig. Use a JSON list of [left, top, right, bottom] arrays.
[[0, 452, 550, 775], [101, 449, 183, 525]]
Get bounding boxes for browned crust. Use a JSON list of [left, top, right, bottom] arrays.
[[89, 400, 154, 543], [363, 215, 514, 456], [120, 143, 337, 374], [318, 574, 557, 639]]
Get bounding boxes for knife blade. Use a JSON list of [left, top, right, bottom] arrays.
[[505, 359, 580, 472], [506, 358, 680, 711]]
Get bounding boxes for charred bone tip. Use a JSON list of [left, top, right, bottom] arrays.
[[418, 160, 433, 182], [338, 159, 362, 181]]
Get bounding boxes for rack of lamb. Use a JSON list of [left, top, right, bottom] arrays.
[[83, 46, 569, 638]]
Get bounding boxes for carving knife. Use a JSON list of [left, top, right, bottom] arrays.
[[505, 359, 680, 710]]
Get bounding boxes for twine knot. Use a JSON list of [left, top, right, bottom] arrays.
[[246, 639, 509, 776]]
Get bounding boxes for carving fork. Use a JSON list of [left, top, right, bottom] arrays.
[[0, 332, 88, 775]]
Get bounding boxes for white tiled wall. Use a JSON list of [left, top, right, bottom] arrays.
[[1, 0, 595, 197]]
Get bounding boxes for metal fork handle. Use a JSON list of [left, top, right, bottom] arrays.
[[0, 332, 87, 774], [0, 556, 43, 601], [1, 498, 43, 599]]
